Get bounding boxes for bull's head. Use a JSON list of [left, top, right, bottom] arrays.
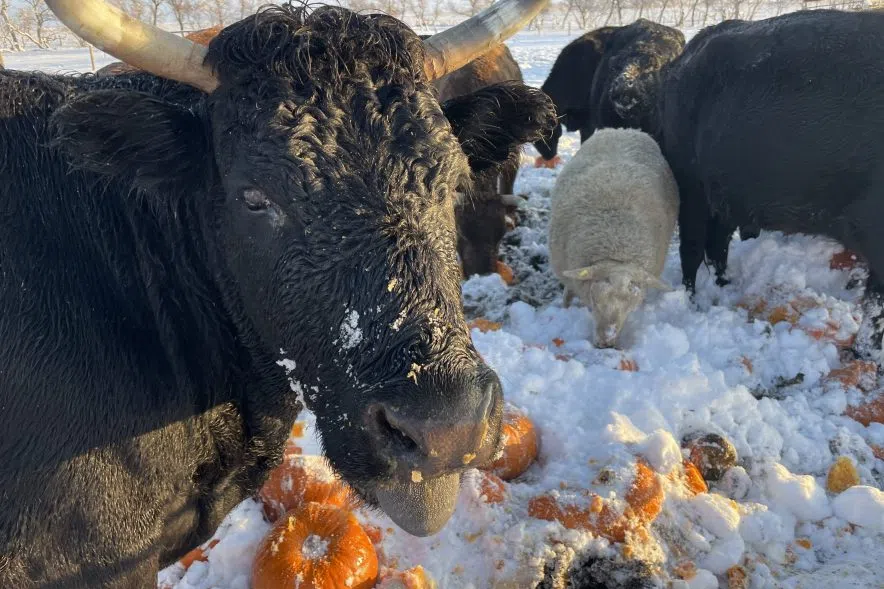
[[46, 0, 554, 536]]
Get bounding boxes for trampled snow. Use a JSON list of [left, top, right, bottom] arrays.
[[7, 30, 883, 589]]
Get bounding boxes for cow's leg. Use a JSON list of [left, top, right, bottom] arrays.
[[676, 180, 709, 294], [855, 272, 884, 365], [579, 125, 594, 143], [704, 215, 736, 287], [17, 453, 168, 588], [842, 198, 884, 365], [498, 159, 517, 195], [738, 222, 760, 241]]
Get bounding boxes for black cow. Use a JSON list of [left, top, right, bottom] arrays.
[[534, 26, 619, 160], [590, 19, 684, 133], [422, 40, 528, 278], [0, 1, 554, 586], [656, 9, 884, 359], [534, 20, 683, 160]]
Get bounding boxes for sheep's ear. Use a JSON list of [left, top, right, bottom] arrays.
[[563, 266, 598, 281]]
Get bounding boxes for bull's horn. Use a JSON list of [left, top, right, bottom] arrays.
[[45, 0, 218, 93], [423, 0, 549, 80]]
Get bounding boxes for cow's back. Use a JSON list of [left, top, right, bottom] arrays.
[[658, 9, 884, 239], [0, 70, 274, 584]]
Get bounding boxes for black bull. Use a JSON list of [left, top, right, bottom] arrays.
[[0, 5, 555, 587]]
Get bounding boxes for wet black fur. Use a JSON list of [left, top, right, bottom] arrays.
[[590, 19, 684, 134], [0, 4, 552, 586], [656, 9, 884, 357], [534, 25, 619, 159], [422, 37, 555, 277], [534, 20, 683, 159]]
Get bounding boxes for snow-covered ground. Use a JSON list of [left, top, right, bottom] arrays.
[[7, 29, 884, 589]]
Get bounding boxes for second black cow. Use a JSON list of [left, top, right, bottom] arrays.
[[535, 19, 684, 160], [657, 9, 884, 360]]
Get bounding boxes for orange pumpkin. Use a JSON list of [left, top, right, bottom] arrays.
[[830, 249, 861, 271], [681, 460, 708, 495], [468, 318, 503, 333], [252, 502, 378, 589], [496, 261, 515, 285], [478, 472, 508, 504], [184, 25, 223, 46], [283, 421, 308, 456], [845, 394, 884, 427], [377, 565, 436, 588], [485, 408, 539, 480], [259, 454, 353, 522], [527, 460, 662, 542], [618, 358, 639, 372], [827, 360, 878, 391], [534, 155, 561, 169]]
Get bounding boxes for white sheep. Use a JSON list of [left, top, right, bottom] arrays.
[[549, 127, 679, 348]]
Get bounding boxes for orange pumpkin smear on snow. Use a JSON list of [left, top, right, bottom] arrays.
[[252, 502, 378, 589], [496, 261, 515, 285], [527, 460, 663, 542]]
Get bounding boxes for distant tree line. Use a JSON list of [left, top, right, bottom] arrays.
[[0, 0, 871, 51]]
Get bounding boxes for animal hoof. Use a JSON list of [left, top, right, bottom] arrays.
[[715, 276, 731, 287]]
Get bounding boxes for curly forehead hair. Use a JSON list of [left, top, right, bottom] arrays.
[[205, 3, 428, 90], [204, 3, 470, 215]]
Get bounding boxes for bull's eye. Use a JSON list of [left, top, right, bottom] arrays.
[[242, 188, 270, 212]]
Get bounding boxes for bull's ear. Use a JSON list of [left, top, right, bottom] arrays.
[[441, 81, 556, 177], [51, 90, 208, 194]]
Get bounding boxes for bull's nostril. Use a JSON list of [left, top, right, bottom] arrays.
[[374, 406, 419, 454]]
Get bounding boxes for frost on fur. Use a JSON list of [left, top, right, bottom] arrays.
[[549, 128, 678, 348]]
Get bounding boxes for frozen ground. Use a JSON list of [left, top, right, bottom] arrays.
[[7, 29, 884, 589]]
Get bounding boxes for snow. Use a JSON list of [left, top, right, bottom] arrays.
[[302, 534, 330, 559], [6, 27, 883, 589], [833, 486, 884, 533], [764, 463, 832, 522], [338, 309, 363, 350]]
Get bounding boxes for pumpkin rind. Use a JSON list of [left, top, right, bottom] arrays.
[[252, 502, 378, 589], [259, 454, 353, 522], [486, 408, 539, 480]]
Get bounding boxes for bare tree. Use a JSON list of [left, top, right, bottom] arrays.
[[0, 0, 24, 51], [203, 0, 230, 25], [110, 0, 148, 21], [165, 0, 199, 34], [604, 0, 624, 24], [7, 0, 60, 49], [408, 0, 442, 27], [447, 0, 494, 17], [237, 0, 263, 19], [564, 0, 602, 29]]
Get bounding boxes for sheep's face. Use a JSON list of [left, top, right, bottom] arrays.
[[586, 270, 645, 348]]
